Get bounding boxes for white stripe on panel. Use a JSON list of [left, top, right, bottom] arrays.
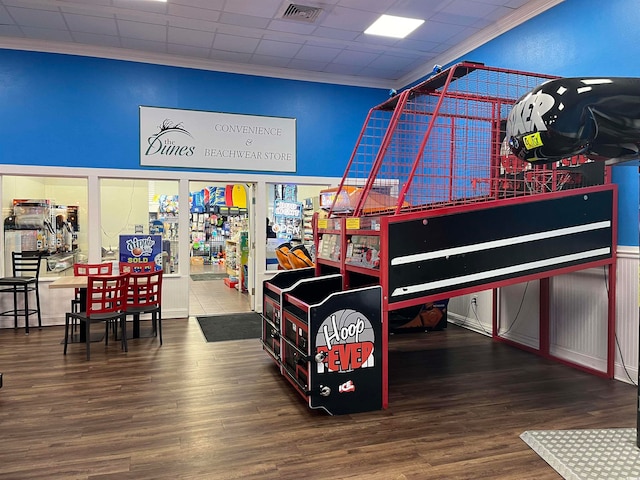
[[390, 247, 610, 297], [391, 221, 611, 266]]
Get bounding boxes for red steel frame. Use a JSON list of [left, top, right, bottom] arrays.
[[317, 62, 618, 409]]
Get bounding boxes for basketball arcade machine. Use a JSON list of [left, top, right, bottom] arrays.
[[261, 62, 617, 414], [314, 62, 617, 410]]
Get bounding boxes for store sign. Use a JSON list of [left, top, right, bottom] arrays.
[[140, 106, 296, 172]]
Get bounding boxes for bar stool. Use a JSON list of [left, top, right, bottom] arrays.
[[0, 252, 43, 335]]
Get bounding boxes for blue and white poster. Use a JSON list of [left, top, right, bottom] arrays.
[[119, 235, 163, 272]]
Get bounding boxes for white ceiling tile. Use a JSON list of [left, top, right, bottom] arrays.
[[167, 16, 217, 32], [112, 0, 168, 15], [288, 58, 329, 72], [20, 26, 73, 42], [215, 23, 263, 39], [443, 0, 499, 17], [332, 49, 378, 67], [168, 4, 221, 23], [336, 0, 396, 13], [64, 13, 118, 36], [172, 0, 225, 9], [115, 11, 167, 25], [295, 44, 341, 63], [223, 0, 282, 18], [443, 25, 480, 46], [72, 31, 121, 48], [249, 54, 291, 68], [118, 19, 166, 42], [313, 26, 360, 42], [505, 0, 530, 7], [209, 50, 252, 63], [429, 12, 483, 27], [386, 0, 452, 18], [168, 43, 211, 58], [212, 33, 260, 54], [218, 12, 271, 29], [321, 6, 380, 32], [6, 6, 66, 29], [477, 5, 513, 23], [409, 19, 467, 42], [0, 24, 22, 36], [401, 38, 447, 53], [120, 36, 167, 54], [59, 4, 114, 19], [60, 0, 113, 6], [477, 0, 515, 5], [358, 65, 400, 79], [254, 39, 302, 58], [2, 1, 59, 12], [267, 19, 318, 35], [0, 5, 13, 23], [371, 53, 419, 70], [355, 32, 400, 47], [168, 26, 215, 48], [323, 62, 364, 76]]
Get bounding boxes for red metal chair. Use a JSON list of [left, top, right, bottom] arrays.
[[64, 272, 129, 360], [126, 270, 163, 345]]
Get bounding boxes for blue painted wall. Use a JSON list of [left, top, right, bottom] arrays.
[[450, 0, 640, 246], [0, 49, 385, 177], [1, 0, 638, 244]]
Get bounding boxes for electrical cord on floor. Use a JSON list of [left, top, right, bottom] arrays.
[[453, 299, 474, 330], [455, 297, 491, 336], [615, 332, 637, 386], [500, 281, 529, 336], [471, 300, 490, 336], [602, 265, 637, 386]]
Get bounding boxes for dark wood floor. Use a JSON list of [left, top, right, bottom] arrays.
[[0, 319, 636, 479]]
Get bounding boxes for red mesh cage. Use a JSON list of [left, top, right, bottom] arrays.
[[328, 62, 605, 217]]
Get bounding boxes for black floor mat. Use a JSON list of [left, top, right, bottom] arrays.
[[196, 312, 261, 342]]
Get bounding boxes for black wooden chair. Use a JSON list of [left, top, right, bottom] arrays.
[[0, 252, 43, 335]]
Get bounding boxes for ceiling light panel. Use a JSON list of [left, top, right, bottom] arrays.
[[364, 14, 424, 39]]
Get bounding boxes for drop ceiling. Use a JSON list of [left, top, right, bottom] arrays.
[[0, 0, 563, 88]]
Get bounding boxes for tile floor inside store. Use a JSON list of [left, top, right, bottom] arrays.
[[188, 262, 252, 316]]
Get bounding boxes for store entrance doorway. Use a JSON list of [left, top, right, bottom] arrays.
[[188, 182, 253, 316]]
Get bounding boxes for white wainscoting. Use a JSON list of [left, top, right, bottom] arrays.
[[614, 247, 639, 384], [448, 246, 639, 385]]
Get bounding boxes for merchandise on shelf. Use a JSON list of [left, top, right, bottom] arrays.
[[345, 235, 380, 269]]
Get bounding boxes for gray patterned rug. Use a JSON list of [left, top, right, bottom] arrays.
[[521, 428, 640, 480]]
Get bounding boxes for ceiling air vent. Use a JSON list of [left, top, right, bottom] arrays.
[[281, 3, 323, 23]]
